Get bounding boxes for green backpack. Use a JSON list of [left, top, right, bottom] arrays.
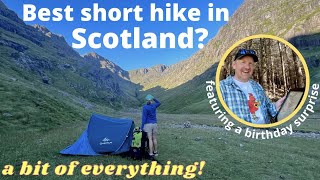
[[131, 127, 142, 148]]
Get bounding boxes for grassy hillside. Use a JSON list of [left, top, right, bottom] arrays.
[[0, 8, 140, 111], [143, 65, 217, 114], [0, 44, 119, 132], [0, 69, 119, 132]]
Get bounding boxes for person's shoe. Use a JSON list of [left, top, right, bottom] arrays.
[[153, 151, 158, 157], [148, 154, 155, 160]]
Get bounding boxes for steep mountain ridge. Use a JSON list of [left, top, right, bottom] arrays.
[[0, 1, 140, 110], [83, 52, 130, 80], [82, 52, 141, 103], [133, 0, 320, 113], [130, 0, 320, 91]]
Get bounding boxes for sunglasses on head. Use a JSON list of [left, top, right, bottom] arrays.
[[238, 49, 256, 55]]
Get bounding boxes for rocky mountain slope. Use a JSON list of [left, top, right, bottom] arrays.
[[130, 0, 320, 113], [129, 0, 320, 91], [129, 64, 168, 90], [82, 52, 141, 103], [0, 0, 140, 112]]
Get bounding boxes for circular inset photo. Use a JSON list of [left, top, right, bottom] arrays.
[[216, 35, 310, 128]]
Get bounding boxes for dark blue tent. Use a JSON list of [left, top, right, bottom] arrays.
[[60, 114, 135, 156]]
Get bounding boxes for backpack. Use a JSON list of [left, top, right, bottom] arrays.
[[132, 128, 142, 148], [130, 127, 148, 160]]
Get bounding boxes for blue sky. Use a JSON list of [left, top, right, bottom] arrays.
[[2, 0, 243, 70]]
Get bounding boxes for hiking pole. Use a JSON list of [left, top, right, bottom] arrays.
[[150, 158, 163, 166]]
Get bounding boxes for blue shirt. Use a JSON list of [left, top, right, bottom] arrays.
[[141, 98, 161, 129], [220, 76, 277, 123]]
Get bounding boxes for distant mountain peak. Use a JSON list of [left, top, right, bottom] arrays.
[[83, 52, 130, 80], [83, 52, 115, 69], [33, 24, 63, 38], [132, 64, 168, 75], [84, 52, 107, 61], [33, 24, 49, 34], [152, 64, 168, 72]]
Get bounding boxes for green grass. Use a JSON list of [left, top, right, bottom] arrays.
[[0, 73, 83, 131], [0, 70, 118, 133], [1, 113, 320, 179]]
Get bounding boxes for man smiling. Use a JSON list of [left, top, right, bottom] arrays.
[[220, 49, 285, 124]]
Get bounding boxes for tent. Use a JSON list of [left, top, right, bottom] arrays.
[[60, 114, 135, 156]]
